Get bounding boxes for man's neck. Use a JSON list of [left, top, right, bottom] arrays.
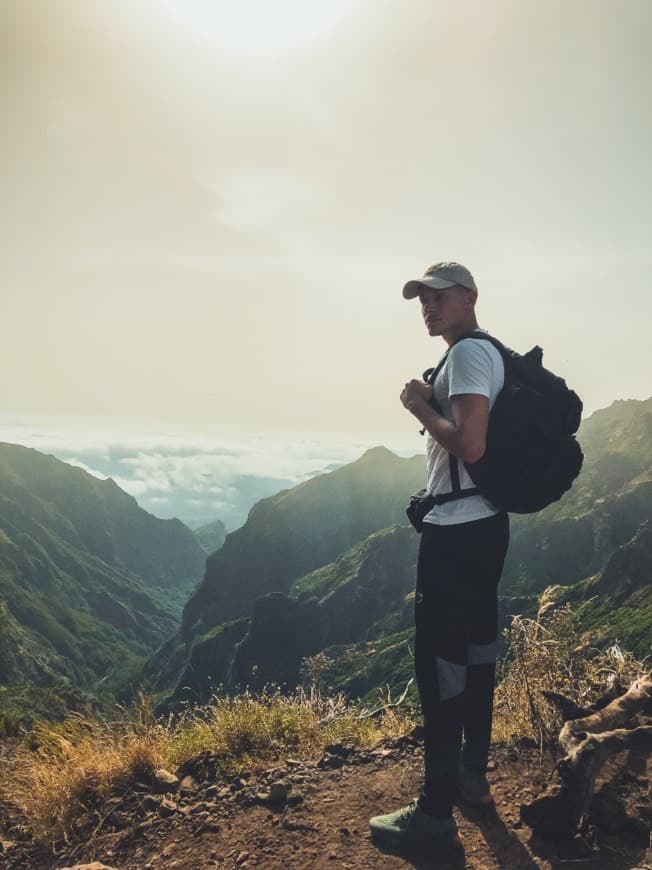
[[443, 317, 479, 347]]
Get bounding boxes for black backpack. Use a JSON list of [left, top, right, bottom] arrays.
[[423, 331, 583, 514]]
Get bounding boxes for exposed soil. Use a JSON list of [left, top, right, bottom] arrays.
[[1, 736, 650, 870]]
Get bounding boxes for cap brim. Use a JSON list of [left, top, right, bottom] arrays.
[[402, 276, 457, 299]]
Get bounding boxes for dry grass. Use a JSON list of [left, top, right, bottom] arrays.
[[0, 701, 167, 842], [2, 603, 644, 845], [493, 603, 647, 747], [0, 688, 412, 844]]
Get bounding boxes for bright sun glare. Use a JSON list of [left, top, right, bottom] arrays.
[[164, 0, 355, 55]]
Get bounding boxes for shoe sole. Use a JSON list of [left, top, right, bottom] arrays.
[[370, 828, 463, 852], [456, 787, 494, 807]]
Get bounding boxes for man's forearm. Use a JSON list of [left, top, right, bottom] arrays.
[[405, 396, 487, 464], [406, 398, 465, 456], [400, 379, 488, 463]]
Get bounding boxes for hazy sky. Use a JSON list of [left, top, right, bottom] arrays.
[[2, 0, 651, 441]]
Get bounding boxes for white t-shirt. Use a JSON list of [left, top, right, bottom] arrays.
[[423, 332, 505, 526]]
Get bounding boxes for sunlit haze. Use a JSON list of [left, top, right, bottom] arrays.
[[2, 0, 651, 444], [162, 0, 355, 54]]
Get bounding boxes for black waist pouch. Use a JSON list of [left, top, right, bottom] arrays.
[[406, 489, 436, 533]]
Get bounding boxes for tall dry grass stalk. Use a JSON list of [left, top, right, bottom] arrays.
[[0, 688, 412, 844], [493, 604, 646, 747]]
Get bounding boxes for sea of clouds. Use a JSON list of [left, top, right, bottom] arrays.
[[1, 413, 418, 531]]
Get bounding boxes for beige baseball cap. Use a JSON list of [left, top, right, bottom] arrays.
[[402, 261, 478, 299]]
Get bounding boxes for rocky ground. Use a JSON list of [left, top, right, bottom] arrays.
[[1, 734, 650, 869]]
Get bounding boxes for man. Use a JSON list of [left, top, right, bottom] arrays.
[[369, 261, 510, 853]]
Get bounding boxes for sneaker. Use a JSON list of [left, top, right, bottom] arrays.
[[369, 800, 461, 851], [457, 765, 493, 806]]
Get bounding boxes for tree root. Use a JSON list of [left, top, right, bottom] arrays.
[[521, 671, 652, 848]]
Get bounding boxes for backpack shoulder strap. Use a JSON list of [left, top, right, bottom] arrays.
[[418, 335, 482, 502], [422, 349, 450, 386], [424, 330, 509, 383], [452, 330, 510, 357], [458, 329, 541, 366]]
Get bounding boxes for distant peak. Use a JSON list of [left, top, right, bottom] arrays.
[[359, 446, 398, 461]]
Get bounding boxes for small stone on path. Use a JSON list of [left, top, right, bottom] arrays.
[[61, 864, 119, 870], [159, 797, 178, 817], [151, 768, 179, 792]]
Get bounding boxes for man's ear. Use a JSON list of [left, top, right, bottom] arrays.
[[466, 288, 478, 308]]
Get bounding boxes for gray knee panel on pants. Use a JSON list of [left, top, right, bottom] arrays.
[[468, 641, 497, 666], [435, 657, 466, 701]]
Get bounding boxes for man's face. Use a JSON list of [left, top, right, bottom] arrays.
[[419, 285, 472, 336]]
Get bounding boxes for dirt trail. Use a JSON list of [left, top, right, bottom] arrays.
[[1, 738, 650, 869]]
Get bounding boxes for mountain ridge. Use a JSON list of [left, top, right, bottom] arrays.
[[151, 396, 652, 707]]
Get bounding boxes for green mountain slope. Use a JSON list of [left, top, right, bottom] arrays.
[[0, 442, 205, 589], [542, 519, 652, 659], [180, 447, 424, 637], [193, 519, 227, 554], [0, 443, 206, 702], [150, 449, 424, 702], [160, 525, 417, 706]]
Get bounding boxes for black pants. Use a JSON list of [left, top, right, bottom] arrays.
[[414, 511, 510, 817]]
